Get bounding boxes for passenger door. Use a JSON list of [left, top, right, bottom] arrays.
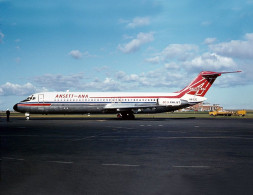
[[38, 94, 44, 103]]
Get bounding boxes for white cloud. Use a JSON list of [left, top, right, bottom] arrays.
[[116, 71, 139, 82], [0, 82, 37, 96], [114, 69, 188, 90], [69, 50, 96, 59], [145, 56, 161, 64], [69, 50, 83, 59], [81, 77, 122, 91], [164, 62, 180, 69], [143, 37, 252, 88], [204, 37, 217, 45], [33, 73, 85, 91], [146, 44, 198, 63], [209, 33, 253, 59], [122, 34, 134, 40], [0, 32, 4, 43], [119, 17, 150, 28], [118, 32, 154, 53], [127, 17, 150, 28], [183, 52, 237, 70], [161, 44, 198, 60], [78, 66, 246, 91]]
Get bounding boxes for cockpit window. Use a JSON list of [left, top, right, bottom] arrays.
[[21, 95, 36, 102]]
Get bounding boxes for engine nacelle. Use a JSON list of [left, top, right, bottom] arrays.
[[158, 98, 181, 106]]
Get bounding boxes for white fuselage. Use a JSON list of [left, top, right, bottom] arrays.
[[14, 91, 206, 114]]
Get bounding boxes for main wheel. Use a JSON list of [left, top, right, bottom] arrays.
[[121, 112, 135, 120]]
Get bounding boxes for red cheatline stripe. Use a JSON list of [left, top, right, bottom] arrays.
[[18, 103, 51, 107]]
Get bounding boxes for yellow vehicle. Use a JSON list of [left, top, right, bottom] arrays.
[[209, 109, 246, 116], [234, 110, 246, 116], [209, 109, 233, 116]]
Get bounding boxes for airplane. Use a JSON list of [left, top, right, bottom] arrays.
[[13, 71, 241, 120]]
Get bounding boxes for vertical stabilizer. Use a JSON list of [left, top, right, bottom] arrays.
[[176, 71, 241, 97]]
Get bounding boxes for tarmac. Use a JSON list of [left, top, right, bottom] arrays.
[[0, 117, 253, 195]]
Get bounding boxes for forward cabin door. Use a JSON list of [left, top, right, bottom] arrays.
[[38, 94, 44, 103]]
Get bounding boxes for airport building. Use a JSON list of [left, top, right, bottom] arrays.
[[183, 102, 223, 112]]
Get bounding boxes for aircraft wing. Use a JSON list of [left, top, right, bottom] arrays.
[[104, 103, 158, 111]]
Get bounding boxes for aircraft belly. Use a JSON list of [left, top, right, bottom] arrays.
[[19, 103, 105, 114], [49, 103, 105, 114], [137, 104, 191, 114]]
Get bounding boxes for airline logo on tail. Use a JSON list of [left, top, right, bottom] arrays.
[[187, 76, 215, 96], [189, 83, 207, 96], [177, 71, 241, 97]]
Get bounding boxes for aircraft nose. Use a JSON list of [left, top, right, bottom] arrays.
[[13, 104, 18, 112]]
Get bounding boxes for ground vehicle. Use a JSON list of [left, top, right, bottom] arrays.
[[209, 108, 233, 116], [209, 109, 246, 116], [234, 110, 246, 116]]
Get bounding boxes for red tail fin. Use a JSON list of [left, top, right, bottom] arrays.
[[177, 71, 241, 97]]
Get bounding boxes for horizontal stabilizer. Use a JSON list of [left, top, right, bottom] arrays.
[[201, 71, 241, 76]]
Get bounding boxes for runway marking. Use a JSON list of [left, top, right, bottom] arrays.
[[2, 157, 25, 161], [1, 157, 73, 164], [71, 133, 107, 141], [102, 163, 140, 167], [71, 135, 97, 141], [173, 165, 210, 168], [46, 160, 73, 164]]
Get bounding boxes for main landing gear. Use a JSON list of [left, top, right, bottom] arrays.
[[117, 112, 135, 120]]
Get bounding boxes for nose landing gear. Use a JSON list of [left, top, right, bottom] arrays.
[[25, 112, 30, 120]]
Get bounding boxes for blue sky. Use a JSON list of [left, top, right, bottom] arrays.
[[1, 0, 253, 110]]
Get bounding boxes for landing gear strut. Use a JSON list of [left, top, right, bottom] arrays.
[[118, 112, 135, 120], [25, 112, 30, 120]]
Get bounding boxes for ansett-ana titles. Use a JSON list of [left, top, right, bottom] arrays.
[[55, 94, 89, 98]]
